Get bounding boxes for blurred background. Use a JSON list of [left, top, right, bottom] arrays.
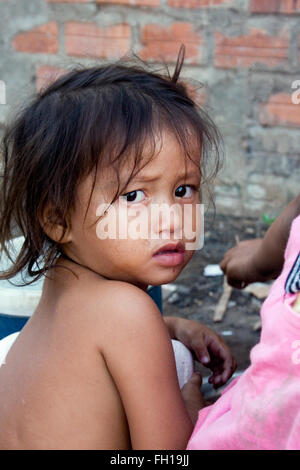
[[0, 0, 300, 218]]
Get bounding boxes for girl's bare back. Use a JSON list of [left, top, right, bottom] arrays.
[[0, 263, 131, 449]]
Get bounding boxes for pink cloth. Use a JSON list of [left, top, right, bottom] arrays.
[[187, 215, 300, 450]]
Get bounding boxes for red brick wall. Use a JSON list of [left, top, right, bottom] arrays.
[[2, 0, 300, 215]]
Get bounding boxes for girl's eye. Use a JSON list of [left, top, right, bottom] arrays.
[[120, 190, 146, 203], [175, 185, 196, 198]]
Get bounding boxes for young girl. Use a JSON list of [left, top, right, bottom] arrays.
[[0, 51, 235, 449], [187, 195, 300, 450]]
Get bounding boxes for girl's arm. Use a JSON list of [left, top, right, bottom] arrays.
[[220, 194, 300, 288], [100, 282, 196, 449]]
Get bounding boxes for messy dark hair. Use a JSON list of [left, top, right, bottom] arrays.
[[0, 46, 222, 285]]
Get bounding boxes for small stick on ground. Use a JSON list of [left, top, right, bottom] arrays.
[[213, 277, 233, 322], [213, 233, 239, 323], [234, 234, 240, 245]]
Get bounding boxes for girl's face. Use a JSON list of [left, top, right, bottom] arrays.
[[63, 130, 202, 290]]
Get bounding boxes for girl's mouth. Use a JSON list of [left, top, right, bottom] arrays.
[[152, 242, 185, 267]]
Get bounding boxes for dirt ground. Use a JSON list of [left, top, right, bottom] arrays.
[[162, 212, 271, 399]]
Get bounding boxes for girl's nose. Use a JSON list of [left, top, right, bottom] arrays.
[[150, 202, 183, 239]]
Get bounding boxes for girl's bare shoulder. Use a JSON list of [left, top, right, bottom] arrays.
[[53, 274, 163, 344], [78, 277, 162, 329]]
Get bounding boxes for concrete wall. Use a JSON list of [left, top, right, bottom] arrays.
[[0, 0, 300, 217]]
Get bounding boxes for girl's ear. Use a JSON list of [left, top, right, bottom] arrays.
[[39, 205, 72, 244]]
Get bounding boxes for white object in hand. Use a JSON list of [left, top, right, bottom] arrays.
[[171, 339, 194, 389]]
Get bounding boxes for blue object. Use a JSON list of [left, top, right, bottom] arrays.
[[147, 285, 163, 314], [0, 286, 163, 340], [0, 314, 29, 340]]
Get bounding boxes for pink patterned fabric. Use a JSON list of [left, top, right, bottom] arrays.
[[187, 215, 300, 450]]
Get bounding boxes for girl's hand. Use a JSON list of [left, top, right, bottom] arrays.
[[220, 238, 267, 288], [164, 317, 237, 389], [181, 373, 207, 425]]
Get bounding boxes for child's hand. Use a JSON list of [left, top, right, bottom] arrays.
[[181, 373, 207, 425], [220, 239, 266, 288], [164, 317, 237, 389]]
